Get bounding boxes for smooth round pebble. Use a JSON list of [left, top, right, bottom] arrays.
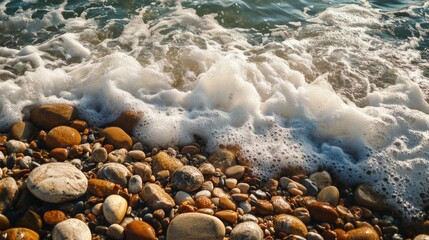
[[52, 218, 91, 240], [45, 126, 81, 149], [167, 213, 225, 240], [317, 186, 340, 206], [1, 227, 39, 240], [175, 191, 195, 205], [91, 148, 108, 163], [128, 175, 143, 194], [274, 214, 308, 237], [97, 162, 131, 187], [124, 220, 157, 240], [230, 221, 264, 240], [171, 166, 204, 192], [26, 162, 87, 203], [103, 194, 128, 224], [107, 224, 125, 240]]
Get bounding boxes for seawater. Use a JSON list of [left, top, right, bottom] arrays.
[[0, 0, 428, 220]]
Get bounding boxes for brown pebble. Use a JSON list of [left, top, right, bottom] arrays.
[[225, 165, 245, 180], [15, 210, 43, 232], [195, 196, 213, 209], [43, 210, 66, 225], [215, 210, 238, 224], [45, 126, 81, 149], [256, 200, 274, 216], [231, 193, 248, 202], [49, 148, 68, 161], [321, 229, 337, 240], [293, 207, 311, 224], [152, 151, 183, 174], [219, 197, 236, 210], [70, 119, 88, 132], [87, 179, 121, 197], [30, 104, 76, 130], [271, 196, 292, 214], [111, 111, 143, 134], [334, 229, 349, 240], [181, 145, 200, 155], [273, 214, 308, 237], [9, 121, 35, 141], [307, 202, 339, 223], [347, 227, 379, 240], [0, 227, 39, 240], [100, 127, 133, 150], [0, 213, 10, 230], [124, 220, 157, 240]]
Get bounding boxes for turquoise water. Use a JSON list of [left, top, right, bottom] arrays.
[[1, 0, 429, 220]]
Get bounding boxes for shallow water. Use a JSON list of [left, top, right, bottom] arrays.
[[0, 0, 428, 220]]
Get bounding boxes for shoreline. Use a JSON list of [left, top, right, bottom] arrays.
[[0, 104, 428, 240]]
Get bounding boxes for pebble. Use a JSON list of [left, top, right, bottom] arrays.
[[347, 227, 380, 240], [212, 187, 228, 198], [100, 127, 133, 150], [195, 190, 212, 198], [230, 221, 264, 240], [45, 126, 81, 149], [317, 186, 340, 206], [274, 214, 308, 237], [414, 234, 429, 240], [208, 149, 236, 172], [225, 178, 238, 188], [175, 191, 194, 205], [195, 196, 213, 208], [111, 111, 143, 134], [201, 181, 214, 191], [293, 207, 311, 224], [309, 171, 332, 190], [225, 165, 245, 180], [9, 121, 35, 141], [107, 224, 125, 240], [49, 148, 68, 161], [128, 175, 143, 194], [302, 179, 319, 197], [30, 104, 76, 130], [271, 196, 292, 214], [199, 163, 216, 176], [140, 183, 175, 210], [239, 201, 252, 213], [26, 162, 88, 203], [242, 214, 258, 223], [256, 200, 274, 215], [0, 177, 19, 213], [231, 193, 248, 202], [219, 197, 236, 210], [152, 151, 183, 174], [97, 162, 132, 187], [0, 227, 39, 240], [133, 162, 152, 182], [0, 213, 10, 230], [103, 194, 128, 224], [307, 202, 339, 223], [108, 148, 128, 163], [124, 220, 157, 240], [15, 210, 43, 232], [237, 182, 250, 193], [197, 208, 215, 215], [171, 166, 204, 192], [214, 210, 238, 223], [43, 210, 66, 225], [52, 218, 91, 240], [6, 139, 27, 153], [354, 184, 388, 211], [91, 147, 108, 163], [87, 178, 120, 197], [127, 150, 146, 161], [166, 212, 225, 240]]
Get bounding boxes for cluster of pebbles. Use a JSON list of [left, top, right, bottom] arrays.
[[0, 104, 428, 240]]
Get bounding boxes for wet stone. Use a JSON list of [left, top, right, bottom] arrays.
[[97, 162, 131, 187], [133, 162, 152, 182], [87, 179, 120, 197], [347, 227, 380, 240], [271, 196, 292, 214], [103, 194, 128, 224], [166, 212, 225, 240], [91, 147, 108, 163], [175, 191, 194, 205], [52, 218, 92, 240], [100, 127, 133, 150], [1, 227, 39, 240], [9, 121, 35, 141], [124, 220, 157, 240], [302, 178, 319, 197], [171, 166, 204, 192], [317, 185, 340, 206], [140, 183, 175, 210], [152, 151, 183, 174], [199, 163, 216, 176], [354, 184, 389, 211], [307, 202, 339, 223], [225, 165, 245, 180], [208, 149, 236, 172], [43, 210, 67, 225], [256, 200, 274, 216], [45, 126, 81, 149], [309, 171, 332, 190], [26, 162, 88, 203], [108, 148, 128, 163], [30, 104, 76, 130], [274, 214, 308, 237], [230, 221, 264, 240], [0, 177, 19, 213], [214, 210, 238, 224], [15, 210, 43, 232], [107, 224, 124, 240]]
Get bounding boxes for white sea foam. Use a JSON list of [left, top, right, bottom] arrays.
[[0, 3, 428, 220]]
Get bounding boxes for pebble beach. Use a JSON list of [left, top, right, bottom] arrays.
[[0, 104, 428, 240]]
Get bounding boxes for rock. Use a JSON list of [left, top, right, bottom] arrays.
[[111, 111, 143, 134], [49, 148, 68, 161], [307, 202, 339, 223], [52, 218, 91, 240], [15, 210, 43, 232], [175, 191, 194, 205], [0, 228, 39, 240], [414, 234, 429, 240], [293, 207, 311, 224], [317, 186, 340, 206], [133, 162, 152, 182], [97, 162, 131, 187], [309, 171, 332, 190], [0, 213, 10, 230], [271, 196, 292, 214], [195, 196, 213, 209], [181, 145, 200, 155], [108, 148, 128, 163], [256, 200, 274, 215], [306, 232, 324, 240], [347, 227, 380, 240], [302, 179, 318, 197], [0, 177, 19, 213], [214, 210, 238, 223], [208, 149, 236, 172], [225, 178, 238, 189], [212, 187, 228, 198], [231, 193, 248, 202], [124, 220, 157, 240], [127, 150, 146, 161], [91, 148, 108, 163], [9, 121, 35, 141], [237, 183, 250, 194], [241, 214, 258, 223], [225, 165, 245, 180], [43, 210, 66, 225], [171, 166, 204, 192], [166, 212, 225, 240], [274, 214, 308, 237], [100, 127, 132, 150], [140, 183, 175, 210], [199, 163, 216, 176], [128, 175, 143, 194], [87, 179, 120, 197], [354, 184, 389, 211], [152, 151, 183, 174], [239, 201, 252, 214], [70, 120, 87, 132], [45, 126, 81, 149], [26, 162, 88, 203], [219, 197, 236, 210], [107, 224, 124, 240], [230, 221, 264, 240], [6, 139, 27, 153], [103, 194, 128, 224], [30, 104, 76, 130]]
